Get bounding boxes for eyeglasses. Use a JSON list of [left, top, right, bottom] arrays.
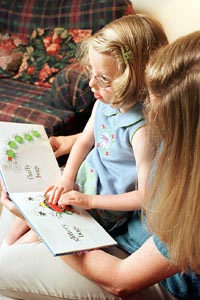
[[85, 65, 112, 90]]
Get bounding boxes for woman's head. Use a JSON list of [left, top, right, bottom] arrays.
[[145, 31, 200, 273], [146, 30, 200, 144], [78, 14, 168, 110]]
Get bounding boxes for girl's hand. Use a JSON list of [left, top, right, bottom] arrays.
[[58, 190, 92, 210], [44, 177, 74, 204]]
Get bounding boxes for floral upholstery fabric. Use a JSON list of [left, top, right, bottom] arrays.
[[14, 28, 91, 87], [0, 33, 27, 78]]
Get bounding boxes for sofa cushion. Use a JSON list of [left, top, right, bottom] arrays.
[[0, 33, 27, 78], [0, 78, 75, 136], [0, 0, 134, 39], [13, 27, 91, 87]]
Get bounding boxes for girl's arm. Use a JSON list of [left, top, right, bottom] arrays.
[[61, 236, 179, 297], [130, 124, 153, 202], [45, 102, 97, 203], [61, 114, 95, 183], [58, 125, 152, 211]]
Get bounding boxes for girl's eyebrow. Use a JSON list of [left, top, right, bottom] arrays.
[[90, 69, 113, 81]]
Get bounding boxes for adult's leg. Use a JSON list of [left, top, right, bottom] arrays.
[[0, 207, 14, 245], [0, 242, 175, 300], [5, 216, 30, 245]]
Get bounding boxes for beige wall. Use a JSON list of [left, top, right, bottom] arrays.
[[132, 0, 200, 41]]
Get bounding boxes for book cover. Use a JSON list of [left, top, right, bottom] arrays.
[[0, 121, 117, 256]]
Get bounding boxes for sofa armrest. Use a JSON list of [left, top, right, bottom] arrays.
[[51, 63, 95, 114]]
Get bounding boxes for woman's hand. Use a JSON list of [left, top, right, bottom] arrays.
[[0, 190, 24, 219], [49, 134, 81, 158]]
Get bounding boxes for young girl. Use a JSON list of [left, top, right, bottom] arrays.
[[3, 14, 168, 245], [44, 14, 168, 231]]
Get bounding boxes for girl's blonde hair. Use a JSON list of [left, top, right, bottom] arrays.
[[78, 14, 168, 109], [145, 31, 200, 273]]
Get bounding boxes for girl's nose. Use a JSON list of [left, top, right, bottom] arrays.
[[89, 77, 99, 89]]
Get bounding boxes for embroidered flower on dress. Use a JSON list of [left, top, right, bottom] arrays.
[[97, 124, 115, 156]]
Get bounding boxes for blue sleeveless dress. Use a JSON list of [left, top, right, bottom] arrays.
[[76, 100, 145, 232]]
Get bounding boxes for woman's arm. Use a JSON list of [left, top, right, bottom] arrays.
[[62, 236, 179, 298], [49, 134, 81, 158]]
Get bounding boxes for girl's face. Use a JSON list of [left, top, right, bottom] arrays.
[[87, 47, 118, 104]]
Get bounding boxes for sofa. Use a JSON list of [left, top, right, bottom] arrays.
[[0, 0, 134, 137]]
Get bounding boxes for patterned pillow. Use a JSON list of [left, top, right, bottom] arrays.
[[0, 33, 27, 78], [14, 28, 91, 87]]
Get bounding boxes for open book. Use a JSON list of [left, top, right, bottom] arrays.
[[0, 121, 117, 256]]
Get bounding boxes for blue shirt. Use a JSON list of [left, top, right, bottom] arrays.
[[76, 100, 145, 232]]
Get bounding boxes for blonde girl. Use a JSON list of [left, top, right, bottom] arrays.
[[44, 14, 168, 232]]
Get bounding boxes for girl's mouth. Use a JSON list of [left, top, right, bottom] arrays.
[[93, 93, 102, 100]]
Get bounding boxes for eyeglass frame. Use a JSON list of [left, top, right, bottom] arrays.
[[84, 65, 112, 90]]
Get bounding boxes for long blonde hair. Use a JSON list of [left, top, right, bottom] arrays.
[[145, 31, 200, 273], [78, 14, 168, 109]]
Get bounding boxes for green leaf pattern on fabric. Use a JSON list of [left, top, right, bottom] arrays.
[[76, 160, 97, 195]]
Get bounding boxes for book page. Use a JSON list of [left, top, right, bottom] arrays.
[[0, 122, 61, 193], [9, 192, 117, 256]]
